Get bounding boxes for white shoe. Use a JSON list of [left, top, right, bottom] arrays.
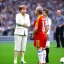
[[14, 60, 17, 64], [21, 60, 27, 63]]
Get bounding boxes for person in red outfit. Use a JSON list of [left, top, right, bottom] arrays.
[[31, 6, 47, 64]]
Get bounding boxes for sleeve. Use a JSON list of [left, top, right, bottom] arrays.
[[33, 20, 36, 27], [49, 19, 51, 27], [16, 14, 24, 26], [46, 20, 49, 26], [62, 16, 64, 23], [32, 17, 39, 35], [35, 17, 40, 27], [35, 19, 38, 27], [55, 17, 57, 25], [46, 18, 51, 27]]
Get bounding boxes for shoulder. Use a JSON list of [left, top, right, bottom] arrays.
[[26, 14, 29, 17], [61, 15, 64, 19], [46, 17, 51, 25], [16, 13, 21, 16], [61, 15, 64, 17], [36, 16, 41, 21], [40, 15, 46, 20], [48, 17, 51, 22], [41, 15, 45, 18]]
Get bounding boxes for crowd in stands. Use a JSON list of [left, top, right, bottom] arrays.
[[0, 0, 64, 36]]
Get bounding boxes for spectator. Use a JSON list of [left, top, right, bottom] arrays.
[[55, 10, 64, 48], [1, 0, 64, 36]]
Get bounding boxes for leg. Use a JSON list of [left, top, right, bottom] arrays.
[[46, 34, 50, 63], [14, 35, 22, 64], [42, 50, 46, 64], [46, 47, 49, 63], [59, 27, 64, 47], [20, 51, 26, 63], [14, 51, 19, 64], [37, 47, 46, 64], [55, 27, 60, 47], [20, 36, 27, 63]]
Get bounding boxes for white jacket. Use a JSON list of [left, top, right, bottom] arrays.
[[46, 16, 51, 34], [14, 13, 30, 35]]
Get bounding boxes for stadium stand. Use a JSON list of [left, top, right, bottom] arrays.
[[0, 0, 64, 36]]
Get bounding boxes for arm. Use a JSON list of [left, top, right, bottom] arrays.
[[24, 15, 31, 28], [45, 25, 49, 33], [33, 26, 38, 35], [31, 25, 38, 39], [59, 16, 64, 27], [45, 18, 51, 33], [16, 14, 30, 28], [61, 16, 64, 26], [16, 14, 24, 26], [31, 19, 39, 38], [59, 23, 64, 27]]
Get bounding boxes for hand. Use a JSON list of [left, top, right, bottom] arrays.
[[58, 25, 62, 28], [30, 34, 34, 40], [23, 23, 28, 28]]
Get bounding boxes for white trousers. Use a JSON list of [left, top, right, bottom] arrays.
[[14, 35, 27, 51]]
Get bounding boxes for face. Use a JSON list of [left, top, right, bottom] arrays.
[[35, 10, 39, 16], [20, 7, 27, 15], [56, 10, 61, 16], [42, 11, 47, 16]]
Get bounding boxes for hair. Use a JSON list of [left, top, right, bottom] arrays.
[[43, 8, 49, 15], [19, 5, 27, 12], [36, 6, 43, 14], [57, 10, 61, 13]]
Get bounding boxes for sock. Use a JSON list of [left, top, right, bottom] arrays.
[[38, 50, 42, 63], [38, 49, 46, 63], [42, 50, 46, 63], [46, 41, 50, 48], [21, 55, 24, 61], [14, 57, 17, 63], [14, 57, 17, 61]]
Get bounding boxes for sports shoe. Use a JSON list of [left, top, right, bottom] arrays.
[[21, 60, 27, 63], [14, 60, 17, 64]]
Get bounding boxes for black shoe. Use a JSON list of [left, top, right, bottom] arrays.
[[56, 46, 60, 48], [46, 55, 49, 63], [62, 46, 64, 48], [46, 60, 49, 63]]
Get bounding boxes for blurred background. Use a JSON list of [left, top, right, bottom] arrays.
[[0, 0, 64, 41]]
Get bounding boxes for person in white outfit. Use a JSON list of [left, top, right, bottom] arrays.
[[14, 5, 30, 64], [43, 8, 51, 63]]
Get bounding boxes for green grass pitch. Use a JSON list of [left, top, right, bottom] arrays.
[[0, 42, 64, 64]]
